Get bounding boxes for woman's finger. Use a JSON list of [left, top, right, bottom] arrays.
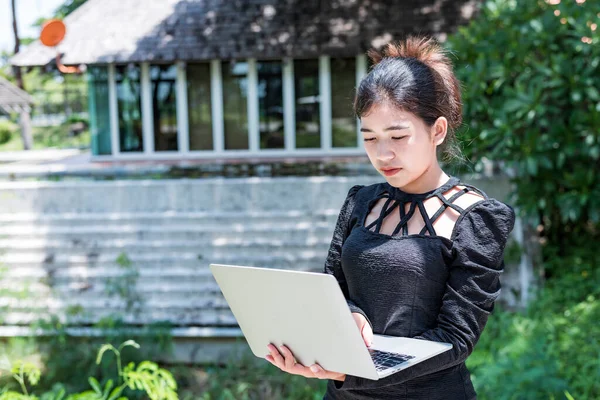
[[290, 362, 316, 378], [309, 363, 345, 381], [352, 313, 373, 347], [309, 363, 328, 379], [278, 345, 296, 370], [362, 322, 374, 347], [267, 345, 315, 378], [267, 344, 285, 369]]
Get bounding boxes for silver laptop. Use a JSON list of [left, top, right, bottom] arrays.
[[209, 263, 452, 380]]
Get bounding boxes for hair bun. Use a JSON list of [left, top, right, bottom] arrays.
[[367, 36, 446, 68]]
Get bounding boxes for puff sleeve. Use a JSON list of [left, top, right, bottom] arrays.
[[322, 185, 372, 328], [335, 198, 516, 390]]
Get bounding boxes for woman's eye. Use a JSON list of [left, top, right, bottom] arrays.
[[363, 138, 375, 142], [392, 136, 408, 140]]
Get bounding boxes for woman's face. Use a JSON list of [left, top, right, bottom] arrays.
[[360, 102, 447, 190]]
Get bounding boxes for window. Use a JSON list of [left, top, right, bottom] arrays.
[[150, 65, 178, 151], [294, 59, 320, 148], [187, 63, 213, 151], [87, 66, 111, 155], [222, 61, 249, 150], [115, 64, 143, 152], [257, 61, 284, 149], [331, 58, 357, 148]]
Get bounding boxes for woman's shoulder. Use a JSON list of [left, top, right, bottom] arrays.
[[450, 179, 514, 216], [448, 179, 516, 245], [345, 182, 387, 200]]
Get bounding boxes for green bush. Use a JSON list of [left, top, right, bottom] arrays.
[[182, 344, 328, 400], [447, 1, 600, 398], [468, 243, 600, 400], [0, 340, 178, 400], [0, 119, 18, 145], [448, 0, 600, 250], [65, 115, 89, 126], [0, 318, 172, 397]]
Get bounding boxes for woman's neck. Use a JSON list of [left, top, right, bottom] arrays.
[[399, 164, 449, 194]]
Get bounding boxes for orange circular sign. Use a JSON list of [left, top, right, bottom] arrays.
[[40, 19, 66, 47]]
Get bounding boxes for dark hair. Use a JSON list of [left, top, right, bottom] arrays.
[[354, 35, 463, 163]]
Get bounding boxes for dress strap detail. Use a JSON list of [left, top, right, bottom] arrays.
[[365, 176, 484, 238]]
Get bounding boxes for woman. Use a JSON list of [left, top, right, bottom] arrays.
[[265, 35, 516, 399]]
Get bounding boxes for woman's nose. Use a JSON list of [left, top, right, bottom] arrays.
[[376, 144, 395, 161]]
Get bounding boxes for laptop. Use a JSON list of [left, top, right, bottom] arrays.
[[209, 263, 452, 380]]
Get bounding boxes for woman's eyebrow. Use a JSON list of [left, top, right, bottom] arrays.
[[361, 125, 410, 132]]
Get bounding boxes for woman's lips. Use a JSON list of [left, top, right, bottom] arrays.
[[381, 168, 402, 176]]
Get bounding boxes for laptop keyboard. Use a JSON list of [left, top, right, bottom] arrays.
[[369, 348, 415, 372]]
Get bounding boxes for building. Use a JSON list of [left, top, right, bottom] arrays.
[[11, 0, 481, 162], [0, 76, 34, 148], [3, 1, 538, 364]]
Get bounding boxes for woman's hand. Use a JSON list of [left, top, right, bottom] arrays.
[[352, 312, 373, 348], [265, 344, 346, 381]]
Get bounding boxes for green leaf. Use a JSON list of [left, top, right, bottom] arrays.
[[117, 340, 140, 352], [504, 99, 523, 113], [526, 158, 538, 175], [564, 391, 576, 400], [106, 387, 123, 400], [96, 344, 117, 365], [88, 377, 102, 395], [102, 380, 113, 399]]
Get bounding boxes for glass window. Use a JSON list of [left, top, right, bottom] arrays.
[[294, 59, 320, 148], [87, 66, 111, 155], [331, 58, 357, 148], [115, 64, 143, 152], [187, 63, 213, 151], [150, 65, 178, 151], [257, 61, 284, 149], [222, 61, 249, 150]]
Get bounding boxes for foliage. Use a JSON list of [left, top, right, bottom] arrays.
[[0, 340, 177, 400], [8, 316, 172, 395], [0, 119, 18, 145], [53, 0, 90, 19], [447, 0, 600, 254], [104, 253, 143, 314], [0, 124, 90, 151], [31, 0, 90, 28], [448, 4, 600, 395], [175, 342, 327, 400], [467, 240, 600, 400]]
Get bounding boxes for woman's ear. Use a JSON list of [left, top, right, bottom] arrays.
[[431, 117, 448, 146]]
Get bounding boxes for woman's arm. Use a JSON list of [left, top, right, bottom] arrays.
[[334, 199, 516, 390], [322, 185, 373, 329]]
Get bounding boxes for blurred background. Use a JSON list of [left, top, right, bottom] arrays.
[[0, 0, 598, 399]]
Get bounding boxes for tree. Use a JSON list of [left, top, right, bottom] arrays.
[[9, 0, 34, 150], [54, 0, 89, 19], [447, 0, 599, 263], [31, 0, 89, 28], [10, 0, 24, 91]]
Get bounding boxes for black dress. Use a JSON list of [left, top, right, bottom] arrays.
[[323, 176, 516, 400]]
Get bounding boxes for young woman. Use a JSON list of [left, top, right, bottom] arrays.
[[265, 35, 516, 399]]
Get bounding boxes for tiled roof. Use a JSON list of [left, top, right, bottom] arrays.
[[11, 0, 481, 67], [0, 76, 34, 113]]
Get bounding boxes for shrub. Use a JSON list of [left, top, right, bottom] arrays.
[[468, 243, 600, 399], [0, 340, 178, 400], [448, 1, 600, 397], [447, 0, 600, 255], [0, 119, 18, 145]]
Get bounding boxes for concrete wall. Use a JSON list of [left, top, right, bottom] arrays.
[[0, 175, 535, 362]]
